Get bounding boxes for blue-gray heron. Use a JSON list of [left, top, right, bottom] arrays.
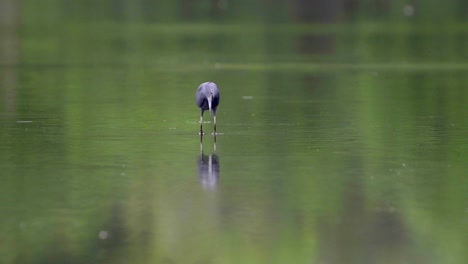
[[196, 82, 220, 134]]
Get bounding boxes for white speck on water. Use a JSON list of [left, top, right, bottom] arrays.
[[403, 4, 415, 17], [242, 96, 254, 100], [99, 231, 109, 239], [16, 120, 32, 123], [402, 163, 406, 167]]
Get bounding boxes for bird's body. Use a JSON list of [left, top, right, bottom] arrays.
[[196, 82, 220, 134]]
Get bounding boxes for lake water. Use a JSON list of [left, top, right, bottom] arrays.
[[1, 2, 467, 264]]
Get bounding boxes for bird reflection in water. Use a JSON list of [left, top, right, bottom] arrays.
[[197, 135, 219, 189]]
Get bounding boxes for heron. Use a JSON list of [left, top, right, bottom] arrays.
[[196, 82, 220, 135]]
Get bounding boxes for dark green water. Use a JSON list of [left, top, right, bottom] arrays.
[[1, 1, 467, 264]]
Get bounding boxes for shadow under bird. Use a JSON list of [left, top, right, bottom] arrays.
[[196, 82, 220, 135]]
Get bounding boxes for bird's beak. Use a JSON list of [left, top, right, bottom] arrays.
[[208, 95, 212, 112]]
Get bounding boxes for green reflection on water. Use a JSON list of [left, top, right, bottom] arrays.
[[1, 1, 467, 264]]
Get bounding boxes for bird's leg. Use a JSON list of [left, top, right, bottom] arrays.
[[213, 134, 217, 152], [199, 111, 204, 135], [213, 114, 217, 135]]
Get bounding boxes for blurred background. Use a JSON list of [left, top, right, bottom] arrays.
[[0, 1, 467, 263]]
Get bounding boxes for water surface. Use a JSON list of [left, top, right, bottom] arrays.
[[1, 3, 467, 264]]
